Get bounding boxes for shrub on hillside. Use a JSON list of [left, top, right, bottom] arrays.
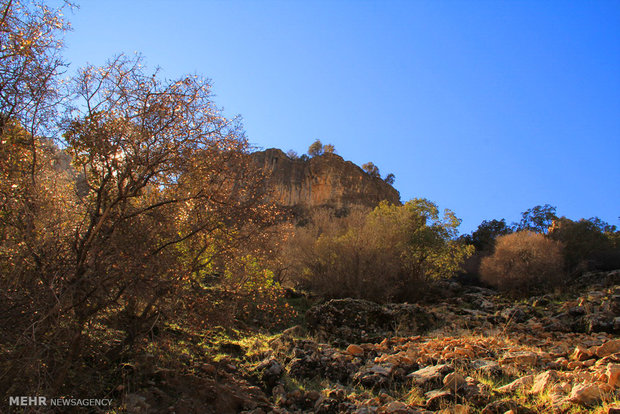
[[480, 231, 564, 294], [549, 217, 620, 274], [286, 200, 473, 302]]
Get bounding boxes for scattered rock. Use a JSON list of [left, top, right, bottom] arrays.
[[438, 405, 471, 414], [607, 363, 620, 387], [306, 299, 439, 344], [255, 358, 283, 388], [607, 405, 620, 414], [471, 359, 503, 378], [568, 383, 604, 406], [571, 345, 592, 361], [529, 370, 559, 394], [442, 372, 467, 392], [354, 363, 394, 388], [597, 339, 620, 358], [379, 400, 411, 413], [425, 389, 453, 410], [480, 399, 533, 414], [347, 344, 365, 357], [500, 307, 527, 323], [499, 351, 538, 367], [496, 375, 534, 394], [408, 364, 453, 389]]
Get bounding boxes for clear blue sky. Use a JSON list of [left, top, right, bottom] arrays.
[[63, 0, 619, 233]]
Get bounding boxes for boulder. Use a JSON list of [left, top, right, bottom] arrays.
[[496, 375, 534, 394], [529, 370, 559, 394], [442, 372, 467, 392], [425, 389, 453, 411], [597, 339, 620, 358], [306, 299, 439, 344], [607, 363, 620, 387], [568, 383, 604, 406], [499, 351, 538, 367], [347, 344, 365, 357], [408, 364, 453, 389]]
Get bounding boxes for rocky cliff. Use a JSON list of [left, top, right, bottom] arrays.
[[251, 148, 400, 210]]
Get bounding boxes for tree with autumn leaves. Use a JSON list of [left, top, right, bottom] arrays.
[[1, 0, 288, 396]]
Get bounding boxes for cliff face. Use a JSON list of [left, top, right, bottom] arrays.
[[251, 149, 400, 209]]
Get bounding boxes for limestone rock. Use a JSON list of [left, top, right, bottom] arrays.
[[408, 364, 453, 389], [425, 389, 453, 411], [347, 344, 365, 357], [306, 298, 439, 344], [607, 363, 620, 387], [568, 383, 603, 406], [496, 375, 534, 394], [529, 370, 559, 394], [499, 351, 538, 367], [252, 149, 400, 210], [597, 339, 620, 358], [379, 401, 412, 413], [442, 372, 467, 391]]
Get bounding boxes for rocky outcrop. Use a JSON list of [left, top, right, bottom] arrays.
[[251, 149, 400, 210], [305, 298, 440, 344]]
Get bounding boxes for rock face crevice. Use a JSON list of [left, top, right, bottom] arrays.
[[251, 149, 400, 209]]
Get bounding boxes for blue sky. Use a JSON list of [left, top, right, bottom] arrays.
[[63, 0, 619, 233]]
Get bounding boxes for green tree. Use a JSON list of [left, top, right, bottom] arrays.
[[384, 173, 395, 185], [289, 199, 473, 301], [549, 217, 620, 273], [517, 204, 557, 233], [308, 139, 323, 156], [362, 161, 380, 178], [467, 218, 513, 253], [323, 143, 335, 154]]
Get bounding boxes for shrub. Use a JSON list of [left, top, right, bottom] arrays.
[[549, 217, 620, 274], [323, 143, 336, 154], [480, 231, 564, 294], [308, 139, 324, 156], [286, 200, 473, 302], [362, 161, 380, 178]]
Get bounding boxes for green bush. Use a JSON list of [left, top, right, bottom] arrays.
[[287, 199, 473, 302], [549, 217, 620, 274]]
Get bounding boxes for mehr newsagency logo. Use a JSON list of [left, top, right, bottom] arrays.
[[9, 396, 113, 407]]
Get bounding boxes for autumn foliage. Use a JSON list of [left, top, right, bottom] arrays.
[[0, 1, 293, 398], [285, 200, 473, 302], [480, 231, 565, 294]]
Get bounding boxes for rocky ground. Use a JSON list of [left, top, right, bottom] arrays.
[[123, 271, 620, 413]]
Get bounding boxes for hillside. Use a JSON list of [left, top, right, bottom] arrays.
[[119, 271, 620, 413]]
